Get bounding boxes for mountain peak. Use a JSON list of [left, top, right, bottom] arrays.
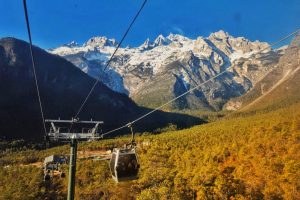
[[139, 38, 154, 50], [84, 36, 118, 47], [139, 35, 172, 50], [167, 33, 190, 43], [63, 41, 79, 48], [209, 30, 230, 39], [153, 34, 171, 46]]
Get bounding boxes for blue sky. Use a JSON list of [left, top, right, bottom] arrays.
[[0, 0, 299, 49]]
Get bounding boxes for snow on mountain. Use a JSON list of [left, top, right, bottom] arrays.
[[154, 34, 171, 46], [84, 36, 118, 47], [64, 41, 79, 48], [49, 30, 281, 110]]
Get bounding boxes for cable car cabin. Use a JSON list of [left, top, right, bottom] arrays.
[[110, 148, 139, 182], [44, 155, 68, 170]]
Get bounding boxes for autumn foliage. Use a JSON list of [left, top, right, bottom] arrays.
[[0, 102, 300, 199]]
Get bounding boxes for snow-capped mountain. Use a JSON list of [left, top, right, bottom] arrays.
[[49, 30, 283, 111]]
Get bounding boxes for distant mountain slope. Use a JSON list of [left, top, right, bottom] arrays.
[[50, 31, 282, 111], [225, 33, 300, 112], [0, 38, 201, 140]]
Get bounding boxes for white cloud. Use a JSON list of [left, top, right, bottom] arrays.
[[171, 26, 184, 35]]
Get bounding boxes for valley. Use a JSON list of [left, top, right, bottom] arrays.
[[0, 19, 299, 200], [1, 0, 299, 199]]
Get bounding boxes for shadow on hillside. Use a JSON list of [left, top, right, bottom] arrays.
[[102, 106, 206, 137], [0, 105, 205, 141]]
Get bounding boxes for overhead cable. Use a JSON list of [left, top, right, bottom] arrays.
[[23, 0, 47, 135], [72, 0, 148, 121]]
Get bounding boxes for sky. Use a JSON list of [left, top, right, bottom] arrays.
[[0, 0, 299, 49]]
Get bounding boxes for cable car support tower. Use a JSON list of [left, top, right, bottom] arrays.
[[45, 119, 103, 200]]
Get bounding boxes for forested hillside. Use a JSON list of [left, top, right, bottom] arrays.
[[1, 99, 299, 199]]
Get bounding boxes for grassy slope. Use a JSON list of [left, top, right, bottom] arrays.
[[0, 100, 299, 199]]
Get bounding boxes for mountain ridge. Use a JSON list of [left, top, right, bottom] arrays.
[[50, 30, 282, 111]]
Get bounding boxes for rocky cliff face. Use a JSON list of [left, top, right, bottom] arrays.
[[50, 30, 283, 111], [225, 33, 300, 111]]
